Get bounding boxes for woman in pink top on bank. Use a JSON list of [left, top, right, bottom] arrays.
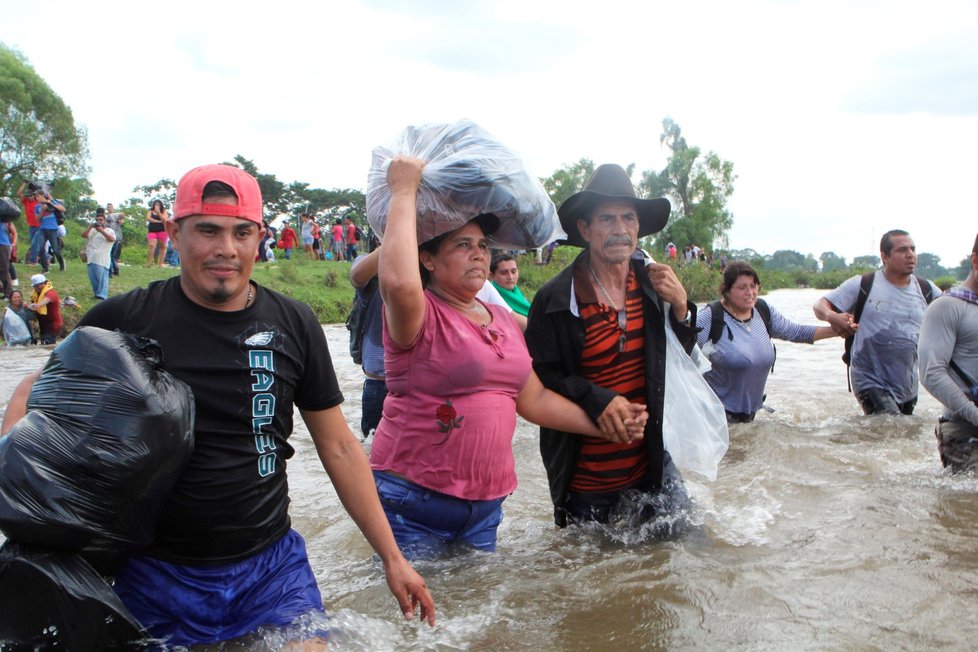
[[369, 157, 648, 560]]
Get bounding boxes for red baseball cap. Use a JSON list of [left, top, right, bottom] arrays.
[[172, 164, 263, 224]]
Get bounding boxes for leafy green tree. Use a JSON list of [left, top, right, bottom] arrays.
[[230, 155, 286, 216], [852, 255, 881, 269], [540, 158, 597, 209], [131, 178, 177, 211], [640, 118, 735, 253], [915, 252, 948, 279], [955, 257, 971, 280], [767, 249, 818, 272], [0, 44, 90, 197], [819, 251, 847, 272], [727, 248, 765, 267]]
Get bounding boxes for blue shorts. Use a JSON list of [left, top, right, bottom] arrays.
[[373, 470, 506, 560], [113, 529, 324, 647]]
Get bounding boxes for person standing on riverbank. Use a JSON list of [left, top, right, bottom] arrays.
[[919, 234, 978, 471], [525, 163, 697, 530], [2, 163, 434, 647], [814, 229, 940, 415], [105, 203, 124, 276], [81, 208, 116, 301]]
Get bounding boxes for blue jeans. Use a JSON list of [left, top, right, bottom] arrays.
[[114, 529, 324, 647], [373, 471, 506, 560], [87, 263, 109, 300], [35, 228, 62, 272], [360, 377, 388, 438], [109, 241, 120, 275], [28, 228, 47, 267], [26, 226, 39, 263]]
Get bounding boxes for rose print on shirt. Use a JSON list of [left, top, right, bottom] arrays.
[[435, 399, 464, 444]]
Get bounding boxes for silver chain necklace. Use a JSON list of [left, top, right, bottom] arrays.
[[589, 263, 628, 352], [589, 263, 621, 311]]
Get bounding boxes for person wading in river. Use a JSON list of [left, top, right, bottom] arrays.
[[814, 229, 941, 415], [524, 163, 698, 531], [2, 163, 434, 648], [919, 233, 978, 471]]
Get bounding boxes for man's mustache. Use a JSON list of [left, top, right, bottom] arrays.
[[604, 235, 634, 248]]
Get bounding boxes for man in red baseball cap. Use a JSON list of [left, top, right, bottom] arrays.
[[4, 164, 435, 647]]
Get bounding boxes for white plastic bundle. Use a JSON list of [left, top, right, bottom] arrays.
[[366, 119, 566, 249]]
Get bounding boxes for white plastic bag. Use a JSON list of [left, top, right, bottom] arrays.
[[662, 318, 729, 481], [3, 307, 32, 346], [366, 119, 566, 249]]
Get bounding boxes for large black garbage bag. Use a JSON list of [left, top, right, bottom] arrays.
[[366, 119, 565, 249], [0, 197, 18, 223], [0, 541, 149, 650], [0, 327, 195, 569]]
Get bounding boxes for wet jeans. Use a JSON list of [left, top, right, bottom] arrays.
[[373, 471, 505, 560], [360, 377, 388, 438], [856, 388, 916, 416]]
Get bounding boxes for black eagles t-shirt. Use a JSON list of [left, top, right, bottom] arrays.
[[79, 277, 342, 564]]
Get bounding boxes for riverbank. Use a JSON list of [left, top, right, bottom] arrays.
[[5, 240, 896, 337]]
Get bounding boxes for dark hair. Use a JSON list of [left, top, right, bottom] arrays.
[[95, 207, 106, 216], [418, 215, 498, 286], [151, 199, 166, 211], [880, 229, 910, 256], [201, 181, 237, 203], [720, 261, 760, 297], [9, 289, 22, 300], [334, 218, 342, 226], [490, 253, 516, 274]]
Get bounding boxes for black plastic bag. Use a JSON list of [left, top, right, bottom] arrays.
[[0, 197, 18, 223], [0, 541, 149, 650], [0, 327, 195, 569]]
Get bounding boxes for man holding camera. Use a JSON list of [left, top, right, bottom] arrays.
[[82, 208, 116, 301], [28, 188, 66, 273]]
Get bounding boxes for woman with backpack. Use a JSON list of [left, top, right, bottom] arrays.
[[697, 261, 836, 423]]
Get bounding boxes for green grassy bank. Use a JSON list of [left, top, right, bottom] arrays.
[[11, 222, 949, 336]]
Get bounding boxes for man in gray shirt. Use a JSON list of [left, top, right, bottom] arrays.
[[814, 229, 941, 415], [919, 234, 978, 471], [104, 203, 124, 276]]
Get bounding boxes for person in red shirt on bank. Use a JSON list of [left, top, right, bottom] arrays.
[[17, 182, 41, 265]]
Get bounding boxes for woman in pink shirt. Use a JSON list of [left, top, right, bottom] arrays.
[[369, 157, 647, 559]]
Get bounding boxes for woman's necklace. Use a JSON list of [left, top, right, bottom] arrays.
[[722, 301, 752, 332]]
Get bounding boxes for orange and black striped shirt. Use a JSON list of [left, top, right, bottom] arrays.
[[569, 266, 649, 493]]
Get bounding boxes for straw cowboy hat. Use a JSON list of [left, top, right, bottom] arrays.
[[557, 164, 671, 248]]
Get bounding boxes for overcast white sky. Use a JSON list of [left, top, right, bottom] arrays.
[[5, 0, 977, 266]]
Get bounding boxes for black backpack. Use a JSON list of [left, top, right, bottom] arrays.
[[345, 277, 379, 366], [838, 271, 935, 390], [354, 224, 365, 241], [706, 298, 776, 371]]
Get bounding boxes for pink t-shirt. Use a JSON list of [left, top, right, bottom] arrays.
[[370, 290, 531, 500]]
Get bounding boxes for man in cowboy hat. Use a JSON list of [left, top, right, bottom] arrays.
[[525, 163, 698, 531]]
